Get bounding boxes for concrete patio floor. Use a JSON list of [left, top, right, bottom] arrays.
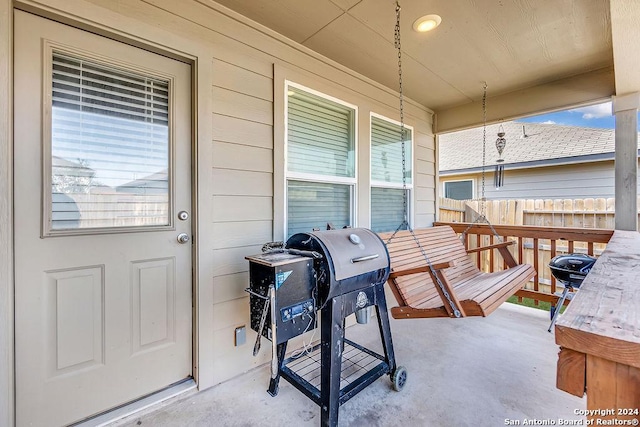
[[113, 303, 585, 427]]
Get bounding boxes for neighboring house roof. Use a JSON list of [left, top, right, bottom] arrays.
[[117, 169, 168, 194], [52, 155, 95, 177], [438, 121, 640, 175]]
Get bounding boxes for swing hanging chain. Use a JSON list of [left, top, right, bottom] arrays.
[[395, 2, 407, 225], [459, 83, 503, 243], [387, 2, 460, 318], [481, 82, 487, 218]]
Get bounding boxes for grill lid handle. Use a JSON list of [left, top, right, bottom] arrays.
[[351, 254, 379, 263], [287, 249, 323, 259]]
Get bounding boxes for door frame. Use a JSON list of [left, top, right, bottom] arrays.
[[4, 2, 217, 424], [0, 0, 14, 425]]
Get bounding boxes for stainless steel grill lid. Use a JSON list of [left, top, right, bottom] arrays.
[[286, 228, 389, 281]]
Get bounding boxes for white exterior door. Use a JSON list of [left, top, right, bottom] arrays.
[[14, 11, 193, 426]]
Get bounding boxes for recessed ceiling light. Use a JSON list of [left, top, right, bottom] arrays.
[[413, 14, 442, 32]]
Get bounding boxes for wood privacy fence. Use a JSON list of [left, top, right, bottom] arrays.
[[438, 196, 640, 229], [436, 197, 627, 304], [62, 192, 169, 228], [438, 197, 467, 223]]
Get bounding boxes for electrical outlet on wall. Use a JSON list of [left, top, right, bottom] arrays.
[[235, 325, 246, 346]]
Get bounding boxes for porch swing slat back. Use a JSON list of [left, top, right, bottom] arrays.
[[379, 226, 536, 319]]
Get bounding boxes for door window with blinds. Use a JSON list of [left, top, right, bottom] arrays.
[[370, 115, 412, 233], [286, 84, 356, 237], [46, 50, 172, 234]]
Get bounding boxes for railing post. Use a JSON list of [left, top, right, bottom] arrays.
[[502, 236, 507, 270], [550, 239, 557, 295], [533, 238, 539, 306], [489, 235, 494, 273], [476, 234, 481, 269]]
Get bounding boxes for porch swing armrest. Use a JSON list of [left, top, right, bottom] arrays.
[[389, 261, 456, 279], [465, 240, 514, 254], [466, 241, 519, 268]]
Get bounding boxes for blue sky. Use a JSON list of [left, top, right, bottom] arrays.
[[516, 101, 616, 129]]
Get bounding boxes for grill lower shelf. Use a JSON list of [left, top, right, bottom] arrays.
[[285, 339, 386, 390], [279, 338, 389, 406]]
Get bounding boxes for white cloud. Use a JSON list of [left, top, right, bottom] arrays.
[[541, 120, 556, 124], [569, 102, 612, 119]]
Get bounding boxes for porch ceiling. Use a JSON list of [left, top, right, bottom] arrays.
[[213, 0, 613, 119]]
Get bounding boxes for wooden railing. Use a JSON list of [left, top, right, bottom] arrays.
[[434, 222, 614, 306]]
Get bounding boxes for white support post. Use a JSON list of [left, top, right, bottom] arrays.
[[612, 93, 639, 231]]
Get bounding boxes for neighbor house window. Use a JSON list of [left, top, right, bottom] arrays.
[[370, 115, 412, 233], [444, 180, 473, 200], [286, 85, 356, 237]]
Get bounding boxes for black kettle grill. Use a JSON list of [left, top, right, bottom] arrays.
[[547, 253, 596, 332]]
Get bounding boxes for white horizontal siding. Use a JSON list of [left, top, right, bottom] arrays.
[[212, 114, 272, 149], [212, 141, 273, 173], [212, 87, 272, 125], [212, 196, 272, 222], [442, 160, 622, 200], [212, 272, 249, 305], [485, 162, 615, 199], [212, 169, 272, 196], [212, 244, 264, 277], [210, 59, 275, 345], [412, 131, 436, 226], [211, 221, 273, 250], [213, 60, 273, 102]]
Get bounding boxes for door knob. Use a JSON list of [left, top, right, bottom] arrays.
[[177, 233, 190, 244]]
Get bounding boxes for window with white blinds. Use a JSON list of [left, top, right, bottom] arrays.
[[371, 116, 411, 185], [48, 51, 171, 232], [370, 187, 407, 233], [287, 181, 351, 236], [287, 88, 355, 178], [370, 116, 412, 232], [286, 86, 356, 237]]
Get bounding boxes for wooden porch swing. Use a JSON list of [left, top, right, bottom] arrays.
[[381, 3, 535, 319], [380, 226, 535, 318]]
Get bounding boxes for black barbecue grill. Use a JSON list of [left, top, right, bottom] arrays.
[[547, 253, 596, 332], [246, 228, 406, 426]]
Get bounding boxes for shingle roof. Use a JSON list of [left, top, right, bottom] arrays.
[[438, 121, 631, 173]]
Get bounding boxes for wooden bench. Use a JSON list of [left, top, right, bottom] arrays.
[[379, 225, 536, 319]]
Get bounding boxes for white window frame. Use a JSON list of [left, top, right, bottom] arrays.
[[442, 178, 475, 200], [284, 81, 358, 236], [369, 112, 414, 230]]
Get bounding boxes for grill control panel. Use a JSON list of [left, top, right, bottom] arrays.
[[281, 299, 314, 322]]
